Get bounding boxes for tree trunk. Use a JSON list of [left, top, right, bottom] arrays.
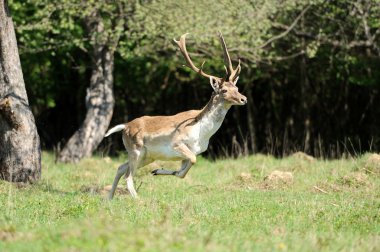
[[300, 16, 311, 154], [57, 16, 115, 163], [0, 0, 41, 182], [246, 86, 257, 153]]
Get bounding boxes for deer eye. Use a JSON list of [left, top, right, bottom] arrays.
[[221, 89, 227, 94]]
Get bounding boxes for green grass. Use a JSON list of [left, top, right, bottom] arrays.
[[0, 152, 379, 251]]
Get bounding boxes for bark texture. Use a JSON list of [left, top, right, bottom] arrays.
[[57, 15, 116, 163], [0, 0, 41, 182]]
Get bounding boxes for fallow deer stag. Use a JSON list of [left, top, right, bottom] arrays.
[[105, 33, 247, 199]]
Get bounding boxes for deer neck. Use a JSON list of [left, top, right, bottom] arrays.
[[195, 93, 231, 137]]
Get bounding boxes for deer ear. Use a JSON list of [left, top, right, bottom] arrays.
[[209, 77, 220, 92]]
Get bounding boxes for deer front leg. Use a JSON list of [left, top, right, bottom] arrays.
[[151, 160, 194, 177], [151, 168, 176, 175], [175, 159, 193, 178], [151, 144, 196, 178]]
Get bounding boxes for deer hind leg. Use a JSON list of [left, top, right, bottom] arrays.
[[125, 173, 138, 198], [124, 148, 147, 198], [108, 162, 129, 200], [151, 144, 196, 178]]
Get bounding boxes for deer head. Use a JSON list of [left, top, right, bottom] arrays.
[[174, 33, 247, 106]]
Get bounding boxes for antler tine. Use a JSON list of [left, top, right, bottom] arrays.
[[233, 59, 241, 80], [223, 65, 229, 80], [219, 32, 241, 82], [219, 32, 233, 77], [174, 33, 221, 81]]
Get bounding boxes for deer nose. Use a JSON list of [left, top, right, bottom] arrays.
[[240, 96, 247, 104]]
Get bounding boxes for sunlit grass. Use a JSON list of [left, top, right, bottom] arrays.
[[0, 152, 379, 251]]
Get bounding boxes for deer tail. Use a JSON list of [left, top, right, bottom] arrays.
[[105, 124, 126, 137]]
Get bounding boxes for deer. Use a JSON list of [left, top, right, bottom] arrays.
[[105, 33, 247, 199]]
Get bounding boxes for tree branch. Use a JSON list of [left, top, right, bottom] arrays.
[[256, 5, 311, 50]]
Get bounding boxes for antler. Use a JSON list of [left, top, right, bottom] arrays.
[[174, 33, 241, 83], [173, 33, 222, 82], [219, 32, 241, 82]]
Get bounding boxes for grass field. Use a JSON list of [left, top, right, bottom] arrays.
[[0, 152, 379, 251]]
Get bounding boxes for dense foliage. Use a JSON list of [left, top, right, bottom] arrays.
[[10, 0, 380, 157]]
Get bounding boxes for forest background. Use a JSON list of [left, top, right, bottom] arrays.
[[10, 0, 380, 160]]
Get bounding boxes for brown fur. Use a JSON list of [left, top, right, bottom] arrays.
[[123, 94, 219, 149], [124, 82, 242, 144]]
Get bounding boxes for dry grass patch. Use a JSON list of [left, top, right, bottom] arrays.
[[262, 170, 294, 189], [228, 172, 255, 190], [314, 171, 373, 194], [338, 172, 371, 188], [0, 226, 30, 242], [283, 152, 317, 172], [0, 231, 16, 242], [238, 172, 253, 183], [313, 182, 342, 193], [232, 170, 295, 190], [291, 152, 315, 162], [79, 184, 105, 195], [99, 184, 131, 197], [363, 153, 380, 175]]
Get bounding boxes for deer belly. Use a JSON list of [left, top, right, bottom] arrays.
[[146, 144, 183, 161]]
